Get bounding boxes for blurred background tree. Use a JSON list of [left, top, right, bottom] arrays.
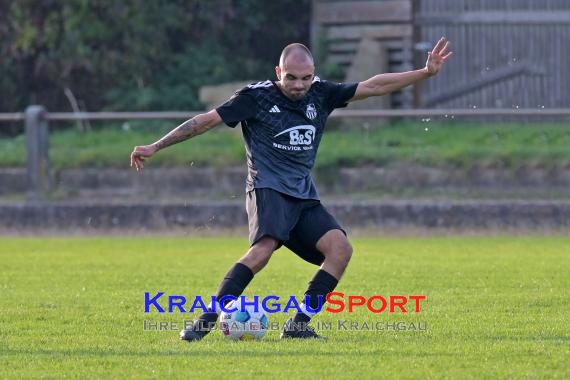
[[0, 0, 311, 116]]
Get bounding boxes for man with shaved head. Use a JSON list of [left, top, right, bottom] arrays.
[[277, 43, 316, 102], [131, 38, 452, 340]]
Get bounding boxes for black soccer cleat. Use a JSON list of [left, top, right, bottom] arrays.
[[280, 317, 327, 339], [179, 327, 204, 342], [180, 313, 218, 342]]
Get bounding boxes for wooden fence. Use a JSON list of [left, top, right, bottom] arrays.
[[312, 0, 570, 109]]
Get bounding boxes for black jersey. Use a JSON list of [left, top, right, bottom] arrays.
[[216, 76, 357, 200]]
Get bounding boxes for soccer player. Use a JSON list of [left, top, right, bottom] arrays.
[[131, 38, 452, 340]]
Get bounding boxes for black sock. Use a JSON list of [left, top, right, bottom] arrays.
[[215, 262, 254, 305], [193, 263, 254, 334], [293, 269, 339, 324]]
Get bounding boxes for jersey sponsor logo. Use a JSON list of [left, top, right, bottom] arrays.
[[274, 125, 316, 146], [269, 105, 281, 113], [305, 103, 317, 120], [272, 143, 303, 151]]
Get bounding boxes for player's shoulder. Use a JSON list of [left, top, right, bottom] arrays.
[[235, 80, 274, 97], [224, 80, 274, 108], [246, 80, 274, 90], [312, 76, 342, 87], [310, 76, 340, 93]]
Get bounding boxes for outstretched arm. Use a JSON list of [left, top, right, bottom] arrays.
[[130, 109, 222, 171], [350, 37, 453, 101]]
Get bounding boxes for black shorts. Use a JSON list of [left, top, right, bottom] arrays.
[[246, 188, 346, 266]]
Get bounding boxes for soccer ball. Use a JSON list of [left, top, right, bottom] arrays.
[[220, 297, 269, 340]]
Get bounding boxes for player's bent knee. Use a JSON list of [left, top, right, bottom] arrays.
[[335, 241, 353, 268], [321, 238, 353, 269], [329, 238, 352, 266]]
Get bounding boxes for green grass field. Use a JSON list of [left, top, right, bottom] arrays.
[[1, 237, 569, 379], [1, 121, 569, 170]]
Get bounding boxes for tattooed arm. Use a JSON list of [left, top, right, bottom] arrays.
[[130, 109, 222, 171]]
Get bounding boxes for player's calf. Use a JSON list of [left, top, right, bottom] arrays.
[[317, 229, 353, 279]]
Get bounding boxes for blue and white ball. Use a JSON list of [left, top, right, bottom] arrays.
[[220, 297, 269, 340]]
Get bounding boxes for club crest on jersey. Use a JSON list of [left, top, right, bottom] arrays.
[[305, 103, 317, 120]]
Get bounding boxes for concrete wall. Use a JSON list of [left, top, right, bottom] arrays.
[[1, 200, 568, 232], [2, 166, 570, 199]]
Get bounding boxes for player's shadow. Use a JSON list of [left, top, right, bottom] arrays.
[[4, 338, 367, 358], [1, 346, 477, 359], [4, 333, 475, 358], [4, 347, 347, 358]]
